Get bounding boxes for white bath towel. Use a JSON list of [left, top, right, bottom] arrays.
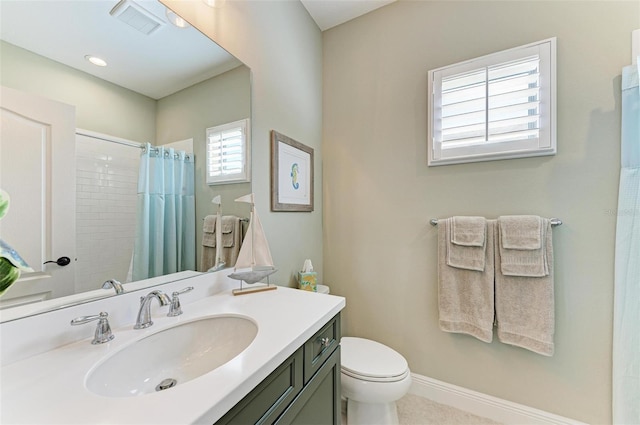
[[447, 216, 487, 271], [498, 215, 548, 277], [495, 218, 554, 356], [438, 218, 495, 343]]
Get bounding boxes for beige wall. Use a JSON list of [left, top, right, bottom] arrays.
[[0, 41, 156, 143], [323, 1, 639, 423], [157, 65, 252, 269], [164, 0, 324, 286]]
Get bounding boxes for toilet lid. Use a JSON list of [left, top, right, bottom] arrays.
[[341, 337, 408, 380]]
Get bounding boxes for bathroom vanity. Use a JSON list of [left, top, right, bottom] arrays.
[[218, 313, 341, 424], [0, 272, 345, 424]]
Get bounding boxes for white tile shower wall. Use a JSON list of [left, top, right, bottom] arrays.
[[75, 135, 139, 293]]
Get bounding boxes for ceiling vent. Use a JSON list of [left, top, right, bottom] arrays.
[[109, 0, 165, 35]]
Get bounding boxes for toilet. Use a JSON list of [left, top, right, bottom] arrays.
[[340, 337, 411, 425], [305, 285, 411, 424], [317, 284, 330, 294]]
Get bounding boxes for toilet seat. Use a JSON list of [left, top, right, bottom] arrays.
[[340, 337, 409, 383]]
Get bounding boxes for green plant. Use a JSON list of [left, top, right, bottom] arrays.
[[0, 189, 34, 297]]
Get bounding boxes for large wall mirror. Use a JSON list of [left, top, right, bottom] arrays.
[[0, 0, 251, 321]]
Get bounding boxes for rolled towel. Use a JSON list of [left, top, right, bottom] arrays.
[[495, 218, 554, 356], [438, 218, 495, 343], [447, 217, 486, 271], [498, 215, 548, 277]]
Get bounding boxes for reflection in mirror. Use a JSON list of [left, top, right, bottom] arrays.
[[0, 0, 251, 321]]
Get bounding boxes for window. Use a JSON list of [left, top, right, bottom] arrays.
[[206, 118, 250, 185], [428, 38, 556, 166]]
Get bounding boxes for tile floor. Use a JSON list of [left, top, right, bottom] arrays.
[[397, 394, 502, 424], [342, 393, 502, 425]]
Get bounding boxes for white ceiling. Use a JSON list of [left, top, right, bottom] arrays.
[[0, 0, 396, 98], [0, 0, 241, 99], [300, 0, 397, 31]]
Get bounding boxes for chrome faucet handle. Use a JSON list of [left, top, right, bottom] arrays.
[[167, 286, 194, 317], [70, 312, 115, 344], [102, 279, 124, 294]]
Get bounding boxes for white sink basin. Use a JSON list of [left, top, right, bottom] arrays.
[[86, 315, 258, 397]]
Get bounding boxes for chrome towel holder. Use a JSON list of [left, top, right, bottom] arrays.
[[430, 217, 563, 227]]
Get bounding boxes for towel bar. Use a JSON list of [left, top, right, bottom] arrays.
[[202, 217, 249, 222], [429, 218, 563, 227]]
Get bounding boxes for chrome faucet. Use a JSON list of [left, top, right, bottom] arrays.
[[102, 279, 124, 294], [134, 290, 171, 329]]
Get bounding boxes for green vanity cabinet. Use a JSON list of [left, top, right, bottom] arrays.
[[276, 347, 340, 425], [216, 313, 341, 425]]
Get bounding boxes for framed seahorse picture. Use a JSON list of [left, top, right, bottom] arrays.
[[270, 130, 314, 212]]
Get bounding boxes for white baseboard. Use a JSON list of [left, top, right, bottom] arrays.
[[409, 373, 588, 425]]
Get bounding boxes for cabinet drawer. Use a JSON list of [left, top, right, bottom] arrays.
[[216, 348, 303, 425], [303, 313, 341, 384]]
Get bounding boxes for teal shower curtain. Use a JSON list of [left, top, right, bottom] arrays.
[[613, 60, 640, 424], [132, 143, 195, 281]]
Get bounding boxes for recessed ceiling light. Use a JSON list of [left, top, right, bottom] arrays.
[[165, 9, 189, 28], [84, 55, 107, 67]]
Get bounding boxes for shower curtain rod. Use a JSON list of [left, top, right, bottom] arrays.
[[76, 129, 191, 159], [76, 129, 146, 148], [430, 217, 563, 226]]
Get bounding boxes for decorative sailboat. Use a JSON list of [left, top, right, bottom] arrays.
[[228, 193, 277, 295]]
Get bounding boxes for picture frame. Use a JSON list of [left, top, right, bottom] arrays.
[[271, 130, 314, 212]]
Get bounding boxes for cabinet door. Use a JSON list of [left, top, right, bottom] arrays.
[[216, 348, 303, 425], [276, 346, 341, 425]]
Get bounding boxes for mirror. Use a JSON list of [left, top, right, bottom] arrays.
[[0, 0, 251, 321]]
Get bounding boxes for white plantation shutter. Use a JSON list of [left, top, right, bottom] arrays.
[[206, 119, 251, 184], [428, 38, 556, 166]]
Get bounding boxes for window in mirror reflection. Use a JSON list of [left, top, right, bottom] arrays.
[[206, 118, 251, 185]]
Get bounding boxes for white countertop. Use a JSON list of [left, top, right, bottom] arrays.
[[0, 282, 345, 424]]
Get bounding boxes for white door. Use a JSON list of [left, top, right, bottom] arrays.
[[0, 86, 76, 308]]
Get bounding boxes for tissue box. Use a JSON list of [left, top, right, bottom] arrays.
[[298, 271, 317, 292]]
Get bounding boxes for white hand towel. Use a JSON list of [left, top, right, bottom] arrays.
[[452, 216, 486, 246], [499, 215, 542, 249], [438, 219, 495, 343], [203, 214, 217, 233], [220, 216, 242, 266], [498, 215, 548, 277], [495, 219, 555, 356], [446, 217, 486, 271], [200, 215, 217, 271]]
